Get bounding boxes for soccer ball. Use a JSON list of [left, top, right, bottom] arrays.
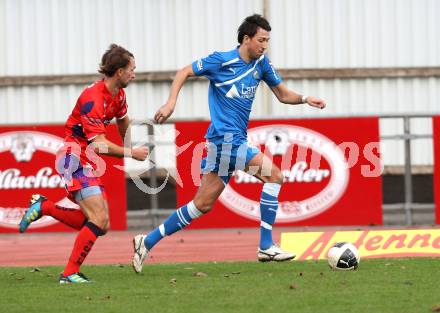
[[327, 242, 360, 270]]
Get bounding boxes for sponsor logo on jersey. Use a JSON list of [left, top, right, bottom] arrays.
[[225, 84, 259, 99], [240, 84, 258, 99], [225, 84, 240, 98]]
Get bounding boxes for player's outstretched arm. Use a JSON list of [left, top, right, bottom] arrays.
[[91, 134, 148, 161], [154, 64, 195, 124], [270, 83, 326, 109]]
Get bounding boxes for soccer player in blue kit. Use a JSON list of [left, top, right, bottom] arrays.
[[132, 14, 326, 272]]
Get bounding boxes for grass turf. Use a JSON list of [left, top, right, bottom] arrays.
[[2, 258, 440, 313]]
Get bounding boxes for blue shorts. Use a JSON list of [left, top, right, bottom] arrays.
[[200, 136, 260, 184]]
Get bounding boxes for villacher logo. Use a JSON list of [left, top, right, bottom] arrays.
[[0, 131, 74, 229], [219, 124, 350, 223]]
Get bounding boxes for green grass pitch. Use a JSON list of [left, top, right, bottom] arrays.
[[2, 258, 440, 313]]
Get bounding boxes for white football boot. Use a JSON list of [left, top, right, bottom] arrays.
[[132, 234, 149, 273], [257, 244, 296, 262]]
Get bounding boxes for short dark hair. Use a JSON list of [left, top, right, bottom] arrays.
[[237, 14, 271, 44], [98, 44, 134, 77]]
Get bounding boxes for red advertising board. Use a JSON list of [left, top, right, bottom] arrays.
[[175, 118, 383, 228], [434, 116, 440, 224], [0, 124, 127, 233]]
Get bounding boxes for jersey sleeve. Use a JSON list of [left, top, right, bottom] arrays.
[[261, 56, 282, 87], [115, 90, 128, 119], [79, 97, 106, 141], [191, 51, 223, 78]]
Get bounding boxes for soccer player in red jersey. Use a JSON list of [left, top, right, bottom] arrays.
[[19, 44, 148, 283]]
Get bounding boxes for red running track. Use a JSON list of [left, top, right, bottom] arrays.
[[0, 229, 284, 267]]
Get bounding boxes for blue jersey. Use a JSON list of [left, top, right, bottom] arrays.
[[191, 47, 282, 142]]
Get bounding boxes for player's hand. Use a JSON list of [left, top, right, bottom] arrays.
[[131, 146, 149, 161], [306, 96, 326, 109], [154, 103, 174, 124]]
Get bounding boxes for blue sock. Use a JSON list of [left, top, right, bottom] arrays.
[[259, 183, 281, 250], [144, 201, 203, 250]]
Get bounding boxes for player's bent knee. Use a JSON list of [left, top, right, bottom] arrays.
[[97, 215, 109, 233], [193, 199, 214, 214], [101, 223, 109, 235], [88, 212, 109, 234], [199, 203, 213, 213], [276, 172, 284, 184], [97, 215, 109, 234], [268, 172, 284, 184], [92, 220, 109, 235]]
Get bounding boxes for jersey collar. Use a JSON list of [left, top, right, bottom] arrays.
[[98, 79, 121, 101], [235, 46, 258, 65]]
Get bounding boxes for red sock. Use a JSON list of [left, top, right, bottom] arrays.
[[63, 222, 103, 276], [41, 200, 86, 230]]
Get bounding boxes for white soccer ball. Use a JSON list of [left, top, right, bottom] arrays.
[[327, 242, 360, 270]]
